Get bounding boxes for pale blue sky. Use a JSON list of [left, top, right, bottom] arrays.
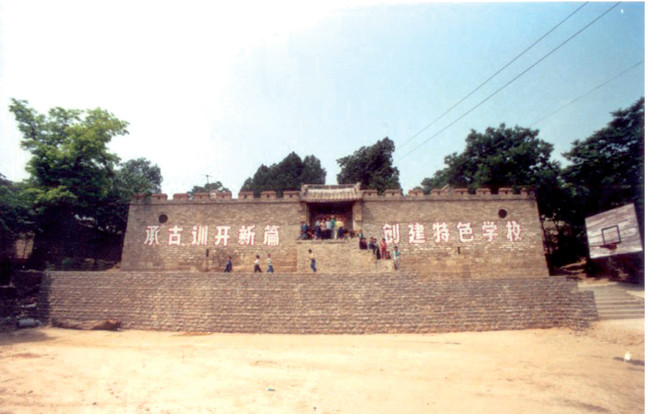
[[0, 1, 644, 194]]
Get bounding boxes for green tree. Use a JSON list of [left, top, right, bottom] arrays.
[[117, 158, 163, 196], [241, 152, 326, 196], [95, 158, 163, 234], [188, 181, 228, 197], [562, 98, 644, 229], [421, 124, 560, 194], [9, 98, 130, 267], [420, 124, 569, 265], [10, 99, 128, 215], [0, 174, 32, 236], [420, 124, 563, 216], [336, 137, 400, 193], [0, 174, 34, 269]]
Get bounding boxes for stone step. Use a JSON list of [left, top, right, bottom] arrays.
[[595, 300, 644, 308], [597, 312, 644, 320], [578, 283, 644, 321], [593, 289, 643, 295], [596, 301, 644, 308], [598, 311, 645, 320]]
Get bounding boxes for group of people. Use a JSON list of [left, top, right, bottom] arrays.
[[357, 229, 401, 269], [223, 254, 274, 273], [224, 227, 401, 273], [223, 251, 314, 273], [298, 217, 349, 240]]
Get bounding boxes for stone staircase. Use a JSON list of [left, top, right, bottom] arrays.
[[295, 239, 395, 273], [578, 283, 644, 320]]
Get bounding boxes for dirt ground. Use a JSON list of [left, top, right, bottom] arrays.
[[0, 320, 644, 414]]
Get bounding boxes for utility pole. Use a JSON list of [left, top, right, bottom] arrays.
[[204, 174, 212, 185]]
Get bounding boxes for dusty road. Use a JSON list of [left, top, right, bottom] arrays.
[[0, 320, 644, 414]]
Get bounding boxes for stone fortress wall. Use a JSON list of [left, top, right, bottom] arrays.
[[37, 185, 598, 334], [121, 186, 548, 279]]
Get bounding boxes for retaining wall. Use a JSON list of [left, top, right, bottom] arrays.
[[38, 271, 597, 333]]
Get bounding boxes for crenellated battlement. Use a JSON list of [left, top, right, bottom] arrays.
[[122, 182, 546, 277], [131, 187, 535, 204]]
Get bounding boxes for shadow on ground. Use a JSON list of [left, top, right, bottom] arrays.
[[0, 327, 52, 346], [613, 356, 645, 367]]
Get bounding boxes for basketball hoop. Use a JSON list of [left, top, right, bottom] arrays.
[[599, 243, 618, 251]]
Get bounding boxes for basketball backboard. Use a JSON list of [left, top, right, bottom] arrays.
[[585, 203, 643, 259]]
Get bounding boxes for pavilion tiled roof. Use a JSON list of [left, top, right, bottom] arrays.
[[301, 183, 362, 202]]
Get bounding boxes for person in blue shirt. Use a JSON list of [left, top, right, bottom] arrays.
[[266, 253, 274, 273], [392, 246, 401, 270], [299, 221, 308, 240]]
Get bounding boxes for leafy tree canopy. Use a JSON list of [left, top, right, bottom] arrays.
[[561, 97, 644, 224], [420, 124, 563, 220], [189, 181, 228, 197], [422, 124, 559, 192], [241, 152, 326, 196], [0, 174, 33, 237], [9, 98, 129, 216], [95, 158, 163, 233], [117, 158, 163, 196], [9, 99, 164, 266], [336, 137, 400, 193]]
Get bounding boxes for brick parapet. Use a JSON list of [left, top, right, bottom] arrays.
[[132, 197, 303, 205], [131, 188, 535, 205]]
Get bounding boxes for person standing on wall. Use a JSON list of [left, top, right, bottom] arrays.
[[337, 224, 345, 239], [359, 236, 368, 249], [325, 218, 332, 239], [392, 245, 401, 270], [224, 256, 232, 273], [266, 253, 274, 273], [380, 237, 388, 260], [309, 249, 316, 272], [299, 221, 308, 240], [315, 218, 321, 240], [254, 255, 262, 273], [335, 217, 344, 239]]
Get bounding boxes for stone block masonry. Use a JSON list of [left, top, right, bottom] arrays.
[[40, 187, 596, 335], [39, 271, 597, 333], [361, 196, 548, 278], [121, 188, 549, 279], [121, 198, 303, 273]]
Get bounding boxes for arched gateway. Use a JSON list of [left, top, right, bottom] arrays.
[[38, 184, 598, 333]]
